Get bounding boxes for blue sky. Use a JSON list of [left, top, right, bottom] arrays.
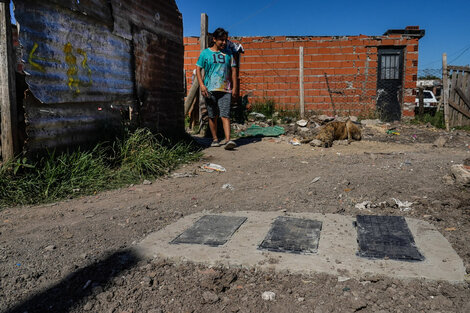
[[176, 0, 470, 72], [9, 1, 469, 72]]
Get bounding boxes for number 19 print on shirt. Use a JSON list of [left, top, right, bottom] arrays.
[[196, 48, 236, 93]]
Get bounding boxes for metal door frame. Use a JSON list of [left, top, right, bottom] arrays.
[[376, 46, 405, 121]]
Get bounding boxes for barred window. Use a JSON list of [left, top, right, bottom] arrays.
[[381, 55, 400, 80]]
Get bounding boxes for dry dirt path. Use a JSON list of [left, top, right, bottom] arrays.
[[1, 137, 470, 312]]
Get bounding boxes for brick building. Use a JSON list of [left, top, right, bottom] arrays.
[[184, 27, 424, 121]]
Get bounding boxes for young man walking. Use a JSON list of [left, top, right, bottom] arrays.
[[196, 28, 238, 150]]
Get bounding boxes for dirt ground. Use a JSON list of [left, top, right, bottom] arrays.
[[1, 122, 470, 313]]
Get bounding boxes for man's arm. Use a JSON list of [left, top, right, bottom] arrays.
[[231, 65, 238, 98], [196, 66, 209, 98]]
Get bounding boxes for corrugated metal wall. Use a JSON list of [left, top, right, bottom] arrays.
[[13, 0, 184, 153]]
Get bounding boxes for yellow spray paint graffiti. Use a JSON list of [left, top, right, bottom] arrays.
[[28, 42, 93, 96], [64, 42, 93, 95], [76, 48, 92, 86], [28, 43, 60, 73], [63, 42, 80, 94]]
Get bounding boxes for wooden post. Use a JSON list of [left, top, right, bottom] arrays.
[[418, 87, 424, 115], [442, 53, 450, 131], [299, 46, 304, 118], [184, 79, 199, 115], [198, 13, 208, 126], [0, 2, 18, 162]]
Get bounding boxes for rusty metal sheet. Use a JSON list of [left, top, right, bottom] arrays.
[[40, 0, 113, 27], [14, 0, 134, 104], [12, 0, 185, 153], [111, 0, 182, 43], [23, 91, 124, 153], [133, 26, 184, 133]]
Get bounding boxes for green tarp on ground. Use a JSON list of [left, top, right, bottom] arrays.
[[240, 125, 285, 137]]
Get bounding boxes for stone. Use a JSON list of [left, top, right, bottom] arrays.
[[442, 174, 454, 185], [222, 183, 234, 191], [310, 139, 323, 147], [317, 115, 335, 122], [83, 301, 93, 311], [202, 291, 219, 303], [334, 140, 349, 146], [44, 245, 56, 251], [433, 136, 447, 147], [143, 180, 152, 185], [451, 164, 470, 187], [464, 158, 470, 166], [360, 119, 380, 126], [248, 112, 266, 121], [355, 201, 371, 210], [261, 291, 276, 301]]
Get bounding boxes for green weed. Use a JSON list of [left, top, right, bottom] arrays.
[[357, 108, 379, 121], [454, 125, 470, 132], [410, 110, 445, 129], [0, 129, 201, 208], [251, 98, 276, 118]]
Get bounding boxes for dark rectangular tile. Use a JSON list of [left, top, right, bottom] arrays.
[[170, 215, 247, 246], [259, 217, 322, 254], [356, 215, 424, 261]]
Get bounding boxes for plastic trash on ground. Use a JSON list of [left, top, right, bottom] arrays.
[[392, 198, 413, 211], [240, 124, 285, 137], [222, 183, 234, 190], [289, 138, 301, 146], [200, 163, 226, 172]]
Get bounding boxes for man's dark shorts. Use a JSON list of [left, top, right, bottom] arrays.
[[206, 91, 231, 118]]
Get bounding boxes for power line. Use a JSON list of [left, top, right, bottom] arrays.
[[420, 42, 470, 67], [448, 45, 470, 64]]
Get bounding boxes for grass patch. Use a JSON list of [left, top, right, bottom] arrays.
[[357, 108, 379, 122], [410, 110, 445, 129], [251, 98, 276, 119], [0, 129, 201, 208], [278, 109, 300, 119]]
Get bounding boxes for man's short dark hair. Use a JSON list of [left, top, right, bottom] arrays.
[[212, 28, 228, 40]]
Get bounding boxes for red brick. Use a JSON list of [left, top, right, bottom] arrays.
[[282, 42, 294, 48]]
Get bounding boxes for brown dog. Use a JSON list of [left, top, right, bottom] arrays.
[[302, 119, 361, 147]]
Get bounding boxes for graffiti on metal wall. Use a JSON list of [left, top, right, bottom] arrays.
[[28, 42, 93, 96], [64, 42, 93, 95], [28, 43, 60, 73]]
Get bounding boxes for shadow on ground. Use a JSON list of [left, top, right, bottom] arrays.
[[3, 249, 140, 313]]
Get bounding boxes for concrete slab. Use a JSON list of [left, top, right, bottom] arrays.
[[136, 211, 466, 282]]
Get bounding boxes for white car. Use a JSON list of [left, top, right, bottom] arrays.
[[415, 90, 438, 108]]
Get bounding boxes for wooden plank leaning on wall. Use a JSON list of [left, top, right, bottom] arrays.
[[0, 1, 18, 162]]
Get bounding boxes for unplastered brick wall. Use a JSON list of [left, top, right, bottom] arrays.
[[184, 34, 419, 117]]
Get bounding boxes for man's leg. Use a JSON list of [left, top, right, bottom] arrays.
[[221, 117, 231, 141], [205, 93, 220, 146], [208, 116, 219, 142], [218, 92, 232, 141], [218, 92, 237, 150]]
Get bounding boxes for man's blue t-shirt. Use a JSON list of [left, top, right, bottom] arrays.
[[196, 48, 236, 93]]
